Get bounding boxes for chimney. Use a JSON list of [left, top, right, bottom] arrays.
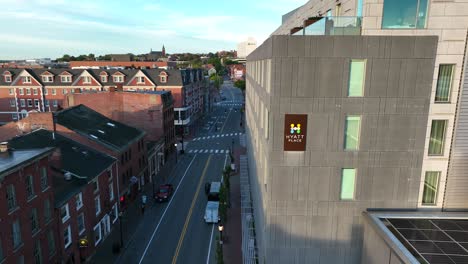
[[0, 142, 9, 152]]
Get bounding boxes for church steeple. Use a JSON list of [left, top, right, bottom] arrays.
[[162, 45, 166, 57]]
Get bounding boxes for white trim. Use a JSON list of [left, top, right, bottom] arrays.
[[61, 204, 70, 223], [112, 203, 118, 224], [77, 212, 86, 236], [109, 183, 114, 201], [76, 192, 83, 210], [95, 195, 101, 216], [64, 225, 72, 248]]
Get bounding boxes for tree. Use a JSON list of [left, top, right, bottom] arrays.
[[219, 185, 227, 223], [216, 236, 224, 264]]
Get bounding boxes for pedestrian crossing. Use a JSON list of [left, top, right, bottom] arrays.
[[192, 132, 243, 141], [187, 149, 230, 154]]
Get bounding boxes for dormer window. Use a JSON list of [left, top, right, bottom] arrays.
[[22, 76, 31, 83], [160, 76, 167, 83], [83, 76, 91, 84], [5, 75, 11, 82], [113, 76, 124, 83], [61, 76, 72, 83], [137, 76, 145, 84], [101, 76, 107, 83], [42, 76, 53, 82]]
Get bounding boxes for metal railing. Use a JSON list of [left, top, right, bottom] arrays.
[[240, 155, 258, 264]]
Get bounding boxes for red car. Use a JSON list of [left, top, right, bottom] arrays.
[[155, 184, 174, 202]]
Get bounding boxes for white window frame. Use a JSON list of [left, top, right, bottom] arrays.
[[109, 183, 114, 201], [40, 167, 48, 191], [10, 99, 16, 107], [83, 76, 91, 84], [137, 76, 145, 83], [5, 75, 11, 82], [61, 204, 70, 223], [26, 175, 35, 199], [27, 99, 32, 107], [8, 88, 14, 95], [95, 196, 101, 216], [111, 203, 118, 224], [64, 225, 72, 249], [76, 192, 83, 210], [34, 99, 39, 107], [53, 100, 58, 107], [33, 88, 38, 95], [44, 100, 49, 107], [23, 76, 31, 83], [101, 76, 107, 82], [160, 76, 167, 83], [7, 184, 17, 212], [62, 89, 67, 95], [20, 99, 25, 107], [19, 88, 24, 95], [77, 213, 86, 236], [93, 223, 102, 246], [61, 76, 71, 83], [52, 88, 56, 95], [12, 113, 18, 120], [26, 88, 31, 95], [44, 88, 48, 95], [93, 180, 99, 193], [113, 76, 123, 83]]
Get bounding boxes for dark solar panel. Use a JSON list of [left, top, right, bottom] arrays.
[[448, 255, 468, 264], [398, 229, 429, 241], [460, 243, 468, 252], [446, 231, 468, 243], [421, 254, 455, 264], [454, 221, 468, 231], [435, 242, 468, 255], [421, 230, 452, 242], [389, 219, 416, 229], [412, 219, 438, 230], [409, 241, 444, 254], [432, 220, 464, 231]]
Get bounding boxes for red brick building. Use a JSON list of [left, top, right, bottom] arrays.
[[0, 68, 206, 136], [0, 144, 57, 264], [69, 61, 176, 69], [7, 129, 119, 264], [229, 64, 246, 81]]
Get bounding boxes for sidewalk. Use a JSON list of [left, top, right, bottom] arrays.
[[88, 152, 178, 264], [222, 146, 246, 264]]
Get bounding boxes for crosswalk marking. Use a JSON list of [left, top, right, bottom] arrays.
[[185, 149, 232, 155], [195, 150, 199, 153], [189, 150, 193, 153], [216, 135, 220, 138], [191, 132, 244, 142], [210, 149, 214, 153], [204, 150, 209, 153], [220, 150, 224, 153], [215, 150, 219, 153]]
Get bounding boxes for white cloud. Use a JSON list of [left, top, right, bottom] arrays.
[[143, 4, 161, 11]]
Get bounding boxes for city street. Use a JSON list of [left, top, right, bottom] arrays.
[[116, 81, 244, 264]]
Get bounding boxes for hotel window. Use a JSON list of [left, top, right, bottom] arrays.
[[113, 76, 123, 83], [44, 199, 51, 223], [428, 120, 447, 155], [42, 76, 53, 82], [53, 100, 58, 107], [40, 167, 48, 191], [382, 0, 428, 29], [61, 204, 70, 223], [12, 220, 22, 249], [30, 208, 39, 234], [26, 175, 35, 199], [64, 226, 71, 248], [340, 169, 356, 200], [83, 76, 91, 83], [19, 88, 24, 95], [101, 76, 107, 82], [435, 64, 455, 102], [77, 213, 85, 235], [33, 88, 38, 95], [26, 88, 31, 95], [34, 99, 39, 107], [47, 230, 55, 256], [10, 99, 16, 107], [61, 76, 71, 83], [44, 100, 49, 107], [27, 99, 32, 107], [44, 88, 48, 95], [422, 171, 440, 205], [8, 88, 14, 95], [160, 76, 167, 83], [7, 184, 17, 212], [94, 223, 102, 246], [76, 192, 83, 210], [109, 183, 114, 201], [23, 76, 31, 83], [5, 75, 11, 82], [344, 116, 361, 150], [52, 88, 56, 95], [95, 196, 101, 216], [34, 240, 42, 264], [348, 60, 365, 96], [137, 76, 145, 83], [356, 0, 363, 17], [62, 89, 67, 95]]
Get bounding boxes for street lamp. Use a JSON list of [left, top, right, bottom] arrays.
[[218, 223, 224, 244], [174, 143, 178, 163]]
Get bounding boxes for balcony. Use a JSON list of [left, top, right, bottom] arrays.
[[291, 16, 362, 36]]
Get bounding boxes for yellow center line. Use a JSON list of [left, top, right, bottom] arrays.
[[172, 155, 212, 264]]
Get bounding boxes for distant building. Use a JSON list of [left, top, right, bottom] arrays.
[[236, 37, 257, 58], [109, 54, 133, 62], [228, 64, 245, 80], [69, 61, 176, 69]]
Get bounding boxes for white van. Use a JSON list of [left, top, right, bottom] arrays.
[[204, 201, 220, 224]]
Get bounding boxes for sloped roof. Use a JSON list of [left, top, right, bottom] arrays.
[[0, 147, 54, 179]]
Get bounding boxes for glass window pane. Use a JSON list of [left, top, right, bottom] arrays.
[[348, 60, 365, 96], [435, 65, 454, 102], [345, 116, 361, 150], [341, 169, 356, 200], [428, 120, 447, 155], [356, 0, 363, 17], [422, 171, 440, 205], [416, 0, 429, 28], [382, 0, 418, 28]]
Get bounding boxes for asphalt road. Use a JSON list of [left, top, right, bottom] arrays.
[[117, 80, 244, 264]]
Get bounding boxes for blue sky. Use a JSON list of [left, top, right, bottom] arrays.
[[0, 0, 305, 60]]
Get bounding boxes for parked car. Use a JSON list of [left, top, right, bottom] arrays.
[[155, 184, 174, 202]]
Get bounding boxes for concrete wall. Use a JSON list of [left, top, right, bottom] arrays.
[[246, 35, 437, 263]]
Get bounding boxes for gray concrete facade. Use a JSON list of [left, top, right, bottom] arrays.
[[245, 35, 438, 263]]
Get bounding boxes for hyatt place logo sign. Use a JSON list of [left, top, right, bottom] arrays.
[[284, 114, 308, 151]]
